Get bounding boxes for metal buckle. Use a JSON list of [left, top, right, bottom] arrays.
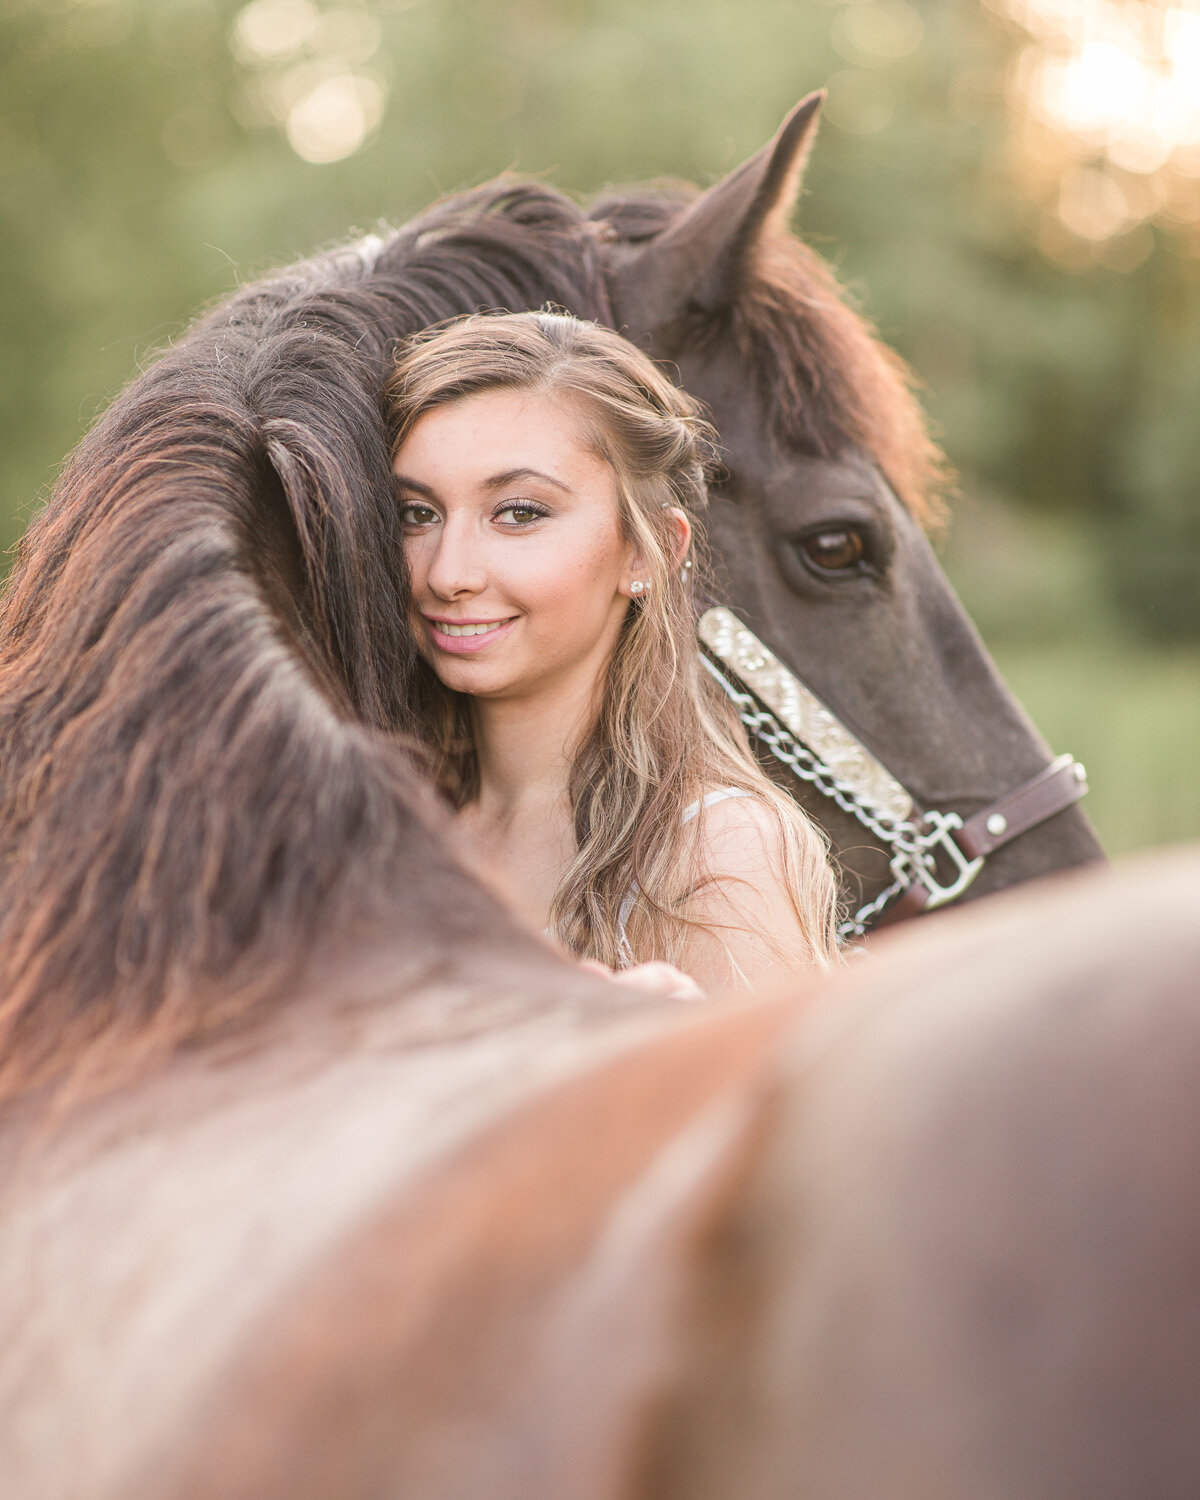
[[908, 810, 985, 909]]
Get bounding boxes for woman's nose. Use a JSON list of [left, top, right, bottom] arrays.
[[424, 518, 487, 600]]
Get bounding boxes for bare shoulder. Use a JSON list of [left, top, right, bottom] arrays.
[[671, 793, 825, 993], [684, 796, 794, 926], [691, 793, 790, 886]]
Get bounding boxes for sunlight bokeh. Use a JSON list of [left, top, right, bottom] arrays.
[[998, 0, 1200, 255], [232, 0, 388, 162]]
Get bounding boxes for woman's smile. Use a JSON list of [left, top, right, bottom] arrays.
[[421, 613, 519, 653]]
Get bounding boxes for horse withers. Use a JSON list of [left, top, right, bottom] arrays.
[[5, 849, 1191, 1500]]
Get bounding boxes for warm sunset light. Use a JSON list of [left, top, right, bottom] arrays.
[[998, 0, 1200, 253], [231, 0, 389, 163]]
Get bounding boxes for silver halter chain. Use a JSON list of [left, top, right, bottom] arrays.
[[697, 607, 999, 943]]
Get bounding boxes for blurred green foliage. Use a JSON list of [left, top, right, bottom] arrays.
[[991, 637, 1200, 855], [1, 0, 1197, 851]]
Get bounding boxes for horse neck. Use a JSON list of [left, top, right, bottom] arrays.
[[0, 193, 611, 1111]]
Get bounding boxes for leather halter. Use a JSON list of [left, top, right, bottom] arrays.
[[697, 607, 1089, 940]]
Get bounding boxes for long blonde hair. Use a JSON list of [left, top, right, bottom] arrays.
[[388, 311, 841, 974]]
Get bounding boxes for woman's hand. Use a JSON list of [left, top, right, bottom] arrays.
[[580, 959, 706, 1003]]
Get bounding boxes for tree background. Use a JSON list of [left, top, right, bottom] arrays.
[[3, 0, 1198, 852]]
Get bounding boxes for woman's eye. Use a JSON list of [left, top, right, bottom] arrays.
[[497, 502, 547, 527], [398, 500, 438, 527], [801, 528, 866, 573]]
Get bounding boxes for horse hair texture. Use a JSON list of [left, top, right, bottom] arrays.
[[0, 179, 944, 1107]]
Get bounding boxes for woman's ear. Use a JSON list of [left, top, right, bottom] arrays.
[[620, 510, 692, 598], [665, 506, 692, 567], [620, 537, 651, 599]]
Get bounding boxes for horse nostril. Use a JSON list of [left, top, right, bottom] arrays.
[[802, 528, 865, 572]]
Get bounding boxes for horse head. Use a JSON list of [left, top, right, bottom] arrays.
[[600, 94, 1104, 916]]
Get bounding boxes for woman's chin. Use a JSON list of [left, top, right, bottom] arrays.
[[430, 657, 521, 698]]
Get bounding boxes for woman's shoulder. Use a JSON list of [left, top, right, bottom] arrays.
[[675, 786, 824, 990], [686, 786, 788, 885]]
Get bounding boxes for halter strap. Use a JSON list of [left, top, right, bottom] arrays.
[[696, 606, 1089, 938], [956, 753, 1089, 861]]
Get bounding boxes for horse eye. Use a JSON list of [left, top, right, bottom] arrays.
[[801, 528, 866, 572]]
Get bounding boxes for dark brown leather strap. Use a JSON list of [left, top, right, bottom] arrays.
[[955, 753, 1089, 861], [881, 882, 931, 923], [874, 754, 1089, 930]]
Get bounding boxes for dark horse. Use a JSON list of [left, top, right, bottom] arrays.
[[0, 94, 1100, 1101]]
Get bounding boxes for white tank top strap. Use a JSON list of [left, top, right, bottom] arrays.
[[615, 787, 753, 965], [616, 888, 638, 968], [680, 785, 753, 825]]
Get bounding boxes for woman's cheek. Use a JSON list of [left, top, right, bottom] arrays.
[[505, 544, 586, 613]]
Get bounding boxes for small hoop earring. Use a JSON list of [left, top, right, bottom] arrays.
[[629, 580, 645, 595]]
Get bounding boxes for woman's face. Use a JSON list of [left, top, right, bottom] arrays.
[[394, 387, 642, 704]]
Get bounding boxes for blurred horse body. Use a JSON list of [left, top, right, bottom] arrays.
[[2, 852, 1196, 1499]]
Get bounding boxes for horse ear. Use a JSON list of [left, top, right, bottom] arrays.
[[608, 91, 824, 340]]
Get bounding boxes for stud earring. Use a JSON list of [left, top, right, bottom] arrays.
[[629, 580, 645, 595]]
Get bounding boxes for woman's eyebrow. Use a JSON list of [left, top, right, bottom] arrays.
[[485, 467, 573, 493], [393, 473, 436, 496]]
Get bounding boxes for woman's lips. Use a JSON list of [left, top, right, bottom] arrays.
[[422, 615, 518, 655]]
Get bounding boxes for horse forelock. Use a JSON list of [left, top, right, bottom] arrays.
[[733, 233, 951, 527]]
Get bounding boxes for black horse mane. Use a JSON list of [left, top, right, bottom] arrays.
[[0, 177, 942, 1106]]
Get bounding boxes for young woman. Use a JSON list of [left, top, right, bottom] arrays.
[[388, 311, 841, 997]]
